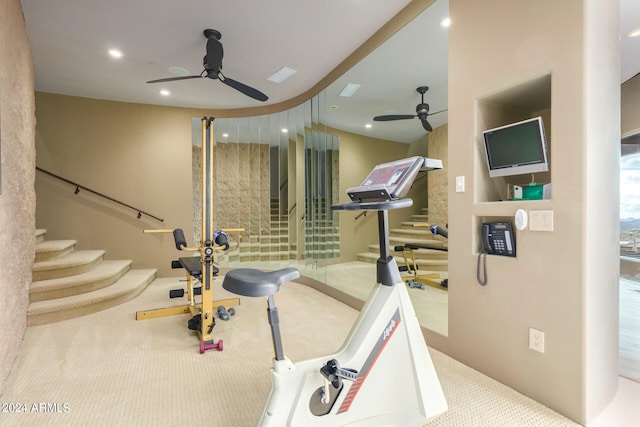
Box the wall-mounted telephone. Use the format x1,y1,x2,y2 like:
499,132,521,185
481,222,516,257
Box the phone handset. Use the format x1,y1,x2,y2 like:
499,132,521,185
481,223,492,254
477,222,517,286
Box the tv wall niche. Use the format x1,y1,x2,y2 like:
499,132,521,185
475,74,552,204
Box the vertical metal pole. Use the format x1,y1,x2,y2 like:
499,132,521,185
201,118,207,249
378,210,390,260
267,295,285,361
376,209,396,286
200,117,216,343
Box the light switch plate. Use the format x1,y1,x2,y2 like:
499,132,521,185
529,210,553,231
455,176,465,193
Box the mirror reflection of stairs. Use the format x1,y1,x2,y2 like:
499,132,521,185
357,208,448,276
29,229,156,325
217,199,340,264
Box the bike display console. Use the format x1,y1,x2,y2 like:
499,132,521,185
347,156,442,203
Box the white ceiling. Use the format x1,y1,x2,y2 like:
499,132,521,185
21,0,640,144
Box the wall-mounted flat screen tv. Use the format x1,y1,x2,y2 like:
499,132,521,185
482,116,549,178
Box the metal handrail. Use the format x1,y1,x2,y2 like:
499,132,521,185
36,167,164,222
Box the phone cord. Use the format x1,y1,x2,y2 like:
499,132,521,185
476,251,488,286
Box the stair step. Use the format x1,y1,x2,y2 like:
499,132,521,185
411,215,429,221
356,252,447,271
389,236,443,247
35,239,77,262
32,250,105,281
390,228,433,238
30,260,132,302
27,269,156,326
36,229,47,243
401,221,432,228
260,235,289,244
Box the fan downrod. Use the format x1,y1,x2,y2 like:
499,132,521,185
203,29,221,40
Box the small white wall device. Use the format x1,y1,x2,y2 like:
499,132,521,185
515,209,528,230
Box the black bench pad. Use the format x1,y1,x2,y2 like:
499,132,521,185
178,257,218,276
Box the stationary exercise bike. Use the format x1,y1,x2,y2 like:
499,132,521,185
222,156,447,426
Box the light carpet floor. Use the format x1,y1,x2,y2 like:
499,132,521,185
1,275,580,426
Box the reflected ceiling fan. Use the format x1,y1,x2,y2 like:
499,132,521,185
373,86,446,132
147,29,268,102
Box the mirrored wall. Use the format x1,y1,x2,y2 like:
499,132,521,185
191,94,340,282
190,0,449,337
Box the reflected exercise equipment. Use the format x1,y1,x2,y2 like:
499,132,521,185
395,223,449,290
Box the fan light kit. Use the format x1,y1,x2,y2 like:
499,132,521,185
373,86,447,132
147,29,268,102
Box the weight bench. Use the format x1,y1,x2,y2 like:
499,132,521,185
395,243,449,290
168,257,220,299
135,229,240,354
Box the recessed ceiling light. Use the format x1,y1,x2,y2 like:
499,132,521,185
440,17,451,28
365,123,372,129
628,28,640,38
339,83,361,97
108,49,123,58
169,66,190,76
267,67,297,84
281,128,288,134
222,133,229,138
328,105,339,110
160,89,170,96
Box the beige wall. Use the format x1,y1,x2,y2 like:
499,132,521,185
0,0,36,395
35,93,202,277
34,93,427,274
439,0,619,423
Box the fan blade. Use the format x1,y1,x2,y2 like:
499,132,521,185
147,75,203,84
420,118,433,132
219,73,268,102
373,114,416,121
427,109,448,116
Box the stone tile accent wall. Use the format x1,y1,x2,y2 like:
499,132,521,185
0,0,36,394
192,143,271,244
428,124,449,236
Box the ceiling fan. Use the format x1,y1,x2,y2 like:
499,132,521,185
373,86,446,132
147,29,268,102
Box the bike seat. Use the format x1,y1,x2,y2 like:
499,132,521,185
222,268,300,297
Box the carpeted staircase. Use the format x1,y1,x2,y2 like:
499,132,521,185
29,229,156,325
357,208,448,275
